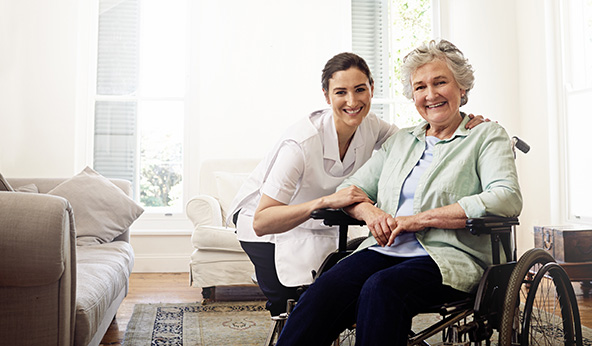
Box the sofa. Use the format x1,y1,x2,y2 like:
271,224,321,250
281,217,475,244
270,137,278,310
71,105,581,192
0,167,143,346
186,158,261,299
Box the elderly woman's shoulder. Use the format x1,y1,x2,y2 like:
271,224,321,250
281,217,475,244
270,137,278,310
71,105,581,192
471,120,508,134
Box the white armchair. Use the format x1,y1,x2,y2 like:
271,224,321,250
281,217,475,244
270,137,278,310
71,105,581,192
186,158,261,299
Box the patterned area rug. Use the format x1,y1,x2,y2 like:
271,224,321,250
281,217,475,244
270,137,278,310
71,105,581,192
122,301,269,346
123,301,592,346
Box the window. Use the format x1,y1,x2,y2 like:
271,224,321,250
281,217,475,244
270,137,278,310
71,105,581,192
561,0,592,222
351,0,435,127
94,0,187,214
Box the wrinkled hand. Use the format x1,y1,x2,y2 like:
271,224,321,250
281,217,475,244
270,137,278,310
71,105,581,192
465,113,491,129
323,185,373,210
360,206,397,247
387,214,426,246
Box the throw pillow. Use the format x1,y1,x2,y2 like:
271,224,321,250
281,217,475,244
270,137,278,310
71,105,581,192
15,183,39,193
0,172,14,191
48,166,144,245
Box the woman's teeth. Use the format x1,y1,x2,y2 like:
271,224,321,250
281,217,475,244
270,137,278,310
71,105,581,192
344,107,362,114
427,102,446,109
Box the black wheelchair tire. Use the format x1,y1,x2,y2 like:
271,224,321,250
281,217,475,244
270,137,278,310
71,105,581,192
522,262,582,346
498,248,555,345
346,236,367,251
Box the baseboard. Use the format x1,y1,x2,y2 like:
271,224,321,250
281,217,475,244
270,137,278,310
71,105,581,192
132,254,190,273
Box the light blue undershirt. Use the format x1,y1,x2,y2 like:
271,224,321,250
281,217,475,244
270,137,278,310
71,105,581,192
369,136,439,257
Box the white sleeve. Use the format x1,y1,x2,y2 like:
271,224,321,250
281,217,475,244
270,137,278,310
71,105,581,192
260,141,305,205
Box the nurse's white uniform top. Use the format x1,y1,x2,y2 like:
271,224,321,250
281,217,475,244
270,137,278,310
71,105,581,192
228,109,397,287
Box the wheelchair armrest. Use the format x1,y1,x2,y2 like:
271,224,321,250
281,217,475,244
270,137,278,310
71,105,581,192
466,216,519,235
310,208,366,226
466,216,519,264
311,209,366,252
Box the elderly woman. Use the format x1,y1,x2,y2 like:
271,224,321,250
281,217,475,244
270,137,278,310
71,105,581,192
275,39,522,346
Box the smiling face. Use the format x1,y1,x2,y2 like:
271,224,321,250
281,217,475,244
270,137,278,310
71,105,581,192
412,59,464,130
324,67,374,134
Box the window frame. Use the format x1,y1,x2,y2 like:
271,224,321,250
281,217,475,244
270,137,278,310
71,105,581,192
351,0,440,126
558,0,592,224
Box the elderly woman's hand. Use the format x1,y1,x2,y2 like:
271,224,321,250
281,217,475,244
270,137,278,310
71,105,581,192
387,215,426,246
344,202,396,247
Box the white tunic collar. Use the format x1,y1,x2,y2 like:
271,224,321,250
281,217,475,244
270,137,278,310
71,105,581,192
322,111,362,176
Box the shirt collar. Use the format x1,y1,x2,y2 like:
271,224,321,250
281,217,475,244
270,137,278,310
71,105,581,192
409,112,470,142
323,111,341,161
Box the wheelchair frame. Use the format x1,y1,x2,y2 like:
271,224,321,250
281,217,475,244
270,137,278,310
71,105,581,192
266,209,584,346
265,137,582,345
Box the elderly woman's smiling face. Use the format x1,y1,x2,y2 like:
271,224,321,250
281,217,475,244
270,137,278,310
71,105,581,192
412,58,464,131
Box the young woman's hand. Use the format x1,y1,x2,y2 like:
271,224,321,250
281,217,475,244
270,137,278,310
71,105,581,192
465,113,491,129
344,202,396,247
322,185,373,210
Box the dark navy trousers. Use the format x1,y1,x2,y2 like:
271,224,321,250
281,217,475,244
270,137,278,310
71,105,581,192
240,241,301,316
275,249,469,346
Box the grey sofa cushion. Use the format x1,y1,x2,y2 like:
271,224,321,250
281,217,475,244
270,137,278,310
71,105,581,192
75,241,134,346
48,167,144,245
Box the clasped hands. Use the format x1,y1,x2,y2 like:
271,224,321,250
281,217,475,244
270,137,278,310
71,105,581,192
334,186,426,247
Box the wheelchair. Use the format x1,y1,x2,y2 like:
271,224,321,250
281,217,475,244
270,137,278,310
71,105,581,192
264,138,583,346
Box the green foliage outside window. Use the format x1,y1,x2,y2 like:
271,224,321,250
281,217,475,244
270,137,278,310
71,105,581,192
390,0,433,127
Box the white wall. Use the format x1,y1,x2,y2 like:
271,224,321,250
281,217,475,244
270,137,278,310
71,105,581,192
0,0,568,269
192,1,351,162
439,0,561,255
0,0,79,177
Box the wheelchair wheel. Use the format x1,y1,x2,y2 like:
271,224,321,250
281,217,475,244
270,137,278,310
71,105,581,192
499,248,582,345
499,248,553,345
522,262,582,346
347,236,366,251
265,314,287,346
333,326,356,346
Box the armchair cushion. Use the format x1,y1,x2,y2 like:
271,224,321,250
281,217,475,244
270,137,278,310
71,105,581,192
48,166,144,246
192,225,246,252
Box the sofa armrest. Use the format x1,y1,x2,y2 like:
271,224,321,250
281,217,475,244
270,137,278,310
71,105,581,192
186,194,224,227
191,225,244,252
0,191,77,346
0,192,76,287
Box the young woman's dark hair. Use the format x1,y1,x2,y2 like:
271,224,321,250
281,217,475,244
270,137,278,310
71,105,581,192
321,52,374,92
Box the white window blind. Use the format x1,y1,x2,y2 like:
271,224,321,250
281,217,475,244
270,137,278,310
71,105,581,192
94,0,140,187
93,0,186,211
351,0,434,126
351,0,390,120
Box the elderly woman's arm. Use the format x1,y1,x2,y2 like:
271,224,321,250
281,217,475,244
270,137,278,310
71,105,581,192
457,125,523,218
344,201,468,247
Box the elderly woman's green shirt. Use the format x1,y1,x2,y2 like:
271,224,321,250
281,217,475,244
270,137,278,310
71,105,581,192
338,115,522,293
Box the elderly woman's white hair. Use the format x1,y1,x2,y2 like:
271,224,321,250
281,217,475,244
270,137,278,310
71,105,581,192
401,39,475,107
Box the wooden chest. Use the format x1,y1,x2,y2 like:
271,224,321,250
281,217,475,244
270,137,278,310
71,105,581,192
533,225,592,263
534,225,592,290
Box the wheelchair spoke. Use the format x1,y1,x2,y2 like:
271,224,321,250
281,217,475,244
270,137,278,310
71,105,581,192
523,262,580,346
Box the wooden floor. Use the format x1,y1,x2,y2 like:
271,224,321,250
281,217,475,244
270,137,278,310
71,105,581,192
100,273,592,346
